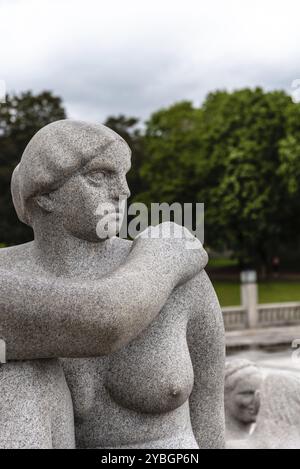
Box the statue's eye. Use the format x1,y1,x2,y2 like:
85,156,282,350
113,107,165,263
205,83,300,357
86,171,107,185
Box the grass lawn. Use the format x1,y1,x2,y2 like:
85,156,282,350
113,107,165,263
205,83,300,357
208,257,238,269
212,280,300,307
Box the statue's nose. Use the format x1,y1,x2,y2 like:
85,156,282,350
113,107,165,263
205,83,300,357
113,176,130,199
121,183,130,199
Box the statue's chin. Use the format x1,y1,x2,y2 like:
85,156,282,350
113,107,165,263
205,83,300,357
239,414,257,425
96,214,122,240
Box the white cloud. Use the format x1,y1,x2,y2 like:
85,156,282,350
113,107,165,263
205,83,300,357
0,0,299,121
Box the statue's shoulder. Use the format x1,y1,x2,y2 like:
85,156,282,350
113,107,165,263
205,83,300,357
0,241,35,273
182,268,215,304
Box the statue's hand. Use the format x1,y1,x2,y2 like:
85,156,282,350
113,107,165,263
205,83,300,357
132,222,208,286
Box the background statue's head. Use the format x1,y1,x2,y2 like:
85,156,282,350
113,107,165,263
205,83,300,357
225,359,263,427
11,120,131,242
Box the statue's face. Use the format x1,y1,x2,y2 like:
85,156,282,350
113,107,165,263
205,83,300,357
226,370,263,425
49,140,131,242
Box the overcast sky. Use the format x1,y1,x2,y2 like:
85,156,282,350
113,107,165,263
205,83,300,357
0,0,300,123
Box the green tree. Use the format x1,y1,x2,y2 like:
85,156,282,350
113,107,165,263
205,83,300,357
140,89,297,272
0,91,66,245
140,101,203,205
278,100,300,254
201,88,293,270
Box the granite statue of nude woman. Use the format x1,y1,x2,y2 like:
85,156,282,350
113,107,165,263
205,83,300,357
0,120,225,448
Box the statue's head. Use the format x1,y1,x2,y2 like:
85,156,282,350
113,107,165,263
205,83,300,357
11,120,131,242
225,359,263,426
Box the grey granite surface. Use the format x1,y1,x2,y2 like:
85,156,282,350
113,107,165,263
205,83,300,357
0,120,225,448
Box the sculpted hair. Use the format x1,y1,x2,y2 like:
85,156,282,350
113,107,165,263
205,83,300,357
11,119,128,226
225,359,258,392
257,372,300,427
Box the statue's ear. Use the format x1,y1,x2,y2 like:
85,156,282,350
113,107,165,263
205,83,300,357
35,194,55,213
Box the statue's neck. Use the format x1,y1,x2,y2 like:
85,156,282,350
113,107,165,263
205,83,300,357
32,218,114,278
225,412,252,439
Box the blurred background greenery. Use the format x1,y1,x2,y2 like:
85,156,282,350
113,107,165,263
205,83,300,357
1,87,300,305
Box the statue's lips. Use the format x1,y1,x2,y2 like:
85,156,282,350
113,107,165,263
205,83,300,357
99,211,122,219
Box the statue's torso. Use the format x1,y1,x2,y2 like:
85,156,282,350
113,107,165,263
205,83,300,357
62,281,197,448
0,239,202,449
59,238,199,448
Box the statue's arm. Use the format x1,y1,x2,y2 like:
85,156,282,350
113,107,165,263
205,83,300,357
187,271,226,449
0,259,176,360
0,229,207,360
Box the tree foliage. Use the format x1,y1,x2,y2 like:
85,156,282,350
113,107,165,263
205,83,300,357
0,91,66,245
139,89,299,270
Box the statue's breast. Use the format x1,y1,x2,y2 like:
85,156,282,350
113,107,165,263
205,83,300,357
105,312,194,414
